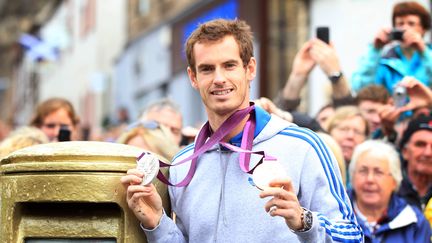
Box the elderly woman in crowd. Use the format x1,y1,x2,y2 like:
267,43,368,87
30,97,80,142
348,140,431,242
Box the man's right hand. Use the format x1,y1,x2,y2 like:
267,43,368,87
121,169,164,229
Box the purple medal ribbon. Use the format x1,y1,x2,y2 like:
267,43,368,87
155,104,275,187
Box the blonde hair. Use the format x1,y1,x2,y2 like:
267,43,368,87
117,123,180,161
0,126,49,159
325,106,369,136
317,132,346,186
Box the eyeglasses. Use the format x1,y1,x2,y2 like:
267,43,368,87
42,123,71,129
334,126,365,137
355,167,392,180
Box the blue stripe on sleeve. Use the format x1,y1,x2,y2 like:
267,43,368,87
172,143,195,162
289,127,354,220
279,127,363,242
279,129,350,219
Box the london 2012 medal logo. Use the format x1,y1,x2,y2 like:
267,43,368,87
136,152,160,185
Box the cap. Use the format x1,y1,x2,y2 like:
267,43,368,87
399,114,432,150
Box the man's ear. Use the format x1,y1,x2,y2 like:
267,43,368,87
187,67,198,90
246,57,257,82
402,146,408,160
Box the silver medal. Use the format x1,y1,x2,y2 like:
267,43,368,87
252,159,287,190
136,152,160,185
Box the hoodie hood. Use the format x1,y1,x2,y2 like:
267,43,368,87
229,105,297,147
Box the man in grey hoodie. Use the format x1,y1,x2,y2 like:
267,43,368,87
121,19,363,242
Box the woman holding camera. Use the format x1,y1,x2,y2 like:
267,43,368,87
352,1,432,94
30,97,80,142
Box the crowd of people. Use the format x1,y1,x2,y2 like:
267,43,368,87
1,1,432,242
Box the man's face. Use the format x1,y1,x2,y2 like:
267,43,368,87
403,130,432,177
358,100,385,134
187,35,256,119
144,108,183,146
316,106,335,130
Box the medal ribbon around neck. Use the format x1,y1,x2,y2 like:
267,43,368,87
146,103,275,187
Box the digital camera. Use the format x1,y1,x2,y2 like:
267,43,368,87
393,84,408,108
389,29,404,41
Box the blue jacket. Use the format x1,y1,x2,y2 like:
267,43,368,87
349,191,431,243
143,106,363,242
351,43,432,94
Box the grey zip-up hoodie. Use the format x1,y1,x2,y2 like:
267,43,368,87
143,107,363,242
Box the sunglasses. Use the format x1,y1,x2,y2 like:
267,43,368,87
126,120,160,131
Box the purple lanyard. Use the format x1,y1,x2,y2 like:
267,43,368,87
156,104,275,187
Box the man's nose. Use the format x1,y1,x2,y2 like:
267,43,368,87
214,68,226,84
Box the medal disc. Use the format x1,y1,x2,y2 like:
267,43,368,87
252,160,287,190
136,152,160,185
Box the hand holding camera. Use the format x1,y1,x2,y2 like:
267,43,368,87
397,77,432,112
373,27,392,49
393,84,408,108
402,28,426,52
374,27,425,51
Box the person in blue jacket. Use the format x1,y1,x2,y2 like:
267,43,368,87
121,19,363,242
348,140,431,243
351,1,432,94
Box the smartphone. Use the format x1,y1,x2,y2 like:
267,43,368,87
389,29,404,41
58,125,71,142
316,27,330,44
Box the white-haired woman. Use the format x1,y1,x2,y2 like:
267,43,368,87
348,140,431,242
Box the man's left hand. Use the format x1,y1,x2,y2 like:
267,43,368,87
259,178,304,231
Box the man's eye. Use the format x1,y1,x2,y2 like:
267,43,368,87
225,63,236,69
414,141,427,148
200,66,213,72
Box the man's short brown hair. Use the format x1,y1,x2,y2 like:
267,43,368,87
356,85,390,105
185,19,254,74
392,1,431,30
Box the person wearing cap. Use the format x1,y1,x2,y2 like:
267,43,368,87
121,19,362,242
351,1,432,94
398,113,432,211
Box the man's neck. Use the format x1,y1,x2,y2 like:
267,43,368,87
408,169,432,197
208,111,250,142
